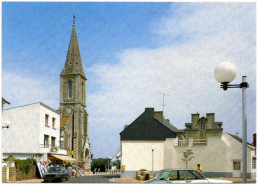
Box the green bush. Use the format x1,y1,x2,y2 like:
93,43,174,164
15,157,36,174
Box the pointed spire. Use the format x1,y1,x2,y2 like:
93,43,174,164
60,16,86,79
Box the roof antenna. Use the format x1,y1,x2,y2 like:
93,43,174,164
73,15,76,25
160,92,169,114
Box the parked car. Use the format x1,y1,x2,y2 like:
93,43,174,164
145,169,233,184
43,166,69,182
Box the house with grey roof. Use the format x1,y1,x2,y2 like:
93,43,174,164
119,108,256,179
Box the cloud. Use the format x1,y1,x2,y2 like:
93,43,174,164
87,3,256,157
2,70,59,109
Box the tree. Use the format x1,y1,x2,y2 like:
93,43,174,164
182,150,194,168
91,158,109,172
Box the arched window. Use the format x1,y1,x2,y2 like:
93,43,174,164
68,81,72,99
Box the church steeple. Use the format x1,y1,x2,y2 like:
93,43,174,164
60,16,86,79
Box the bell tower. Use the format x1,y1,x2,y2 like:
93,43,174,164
59,16,90,170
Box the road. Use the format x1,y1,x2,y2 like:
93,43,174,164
64,174,120,183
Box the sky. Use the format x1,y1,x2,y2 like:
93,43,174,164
2,2,256,158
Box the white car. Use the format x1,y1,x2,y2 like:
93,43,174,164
145,169,233,184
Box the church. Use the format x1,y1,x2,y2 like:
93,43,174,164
59,17,91,170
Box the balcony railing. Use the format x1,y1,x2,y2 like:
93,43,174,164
174,140,189,147
174,138,208,147
192,139,207,145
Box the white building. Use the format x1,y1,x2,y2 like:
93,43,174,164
120,108,256,178
2,102,67,162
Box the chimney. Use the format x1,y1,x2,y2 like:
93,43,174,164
191,113,199,124
145,108,154,117
154,111,163,123
252,133,256,147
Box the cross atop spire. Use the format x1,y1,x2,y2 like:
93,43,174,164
73,15,75,25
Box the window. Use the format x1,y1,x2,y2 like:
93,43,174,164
44,135,49,147
68,81,72,98
252,157,256,169
51,137,56,147
168,170,185,180
201,122,206,130
185,170,205,180
45,114,49,126
52,118,56,129
186,125,192,129
233,161,241,170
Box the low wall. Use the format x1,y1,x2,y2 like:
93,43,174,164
16,165,36,181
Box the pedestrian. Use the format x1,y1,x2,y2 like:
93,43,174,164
67,164,73,178
197,164,203,173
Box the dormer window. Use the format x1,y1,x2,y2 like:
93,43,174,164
201,122,206,130
68,81,72,99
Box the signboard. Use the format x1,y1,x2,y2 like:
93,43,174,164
68,150,74,155
122,165,126,171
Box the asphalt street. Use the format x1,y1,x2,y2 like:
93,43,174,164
64,174,120,183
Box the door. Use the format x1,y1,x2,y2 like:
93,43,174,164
166,170,186,184
232,161,242,177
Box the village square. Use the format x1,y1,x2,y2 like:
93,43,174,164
1,2,257,184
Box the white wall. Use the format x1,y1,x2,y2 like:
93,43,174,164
165,133,254,174
121,140,164,171
3,103,41,154
2,103,63,157
121,133,255,177
39,105,60,150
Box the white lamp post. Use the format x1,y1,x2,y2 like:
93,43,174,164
2,120,11,129
151,145,155,172
60,137,64,148
214,61,249,183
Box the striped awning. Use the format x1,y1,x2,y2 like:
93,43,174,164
50,154,77,162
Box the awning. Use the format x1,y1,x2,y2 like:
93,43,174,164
50,154,77,162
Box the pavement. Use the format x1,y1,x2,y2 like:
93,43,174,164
15,175,256,183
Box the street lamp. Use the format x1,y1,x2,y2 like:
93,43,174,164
151,145,155,172
214,61,249,183
59,136,64,148
107,157,112,173
2,120,11,129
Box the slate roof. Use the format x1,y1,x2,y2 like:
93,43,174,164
163,118,182,133
227,133,255,149
120,108,179,140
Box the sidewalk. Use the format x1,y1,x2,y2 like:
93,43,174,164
110,177,144,183
16,179,44,183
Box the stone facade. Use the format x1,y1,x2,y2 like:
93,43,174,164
184,112,223,139
59,19,90,169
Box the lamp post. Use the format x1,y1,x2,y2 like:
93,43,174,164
2,120,11,129
151,146,155,172
59,137,64,149
214,61,249,183
107,157,112,173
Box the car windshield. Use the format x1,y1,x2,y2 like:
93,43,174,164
48,167,62,172
153,170,170,180
153,170,165,179
185,170,205,180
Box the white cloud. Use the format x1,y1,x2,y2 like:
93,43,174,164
87,3,256,157
2,70,59,110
